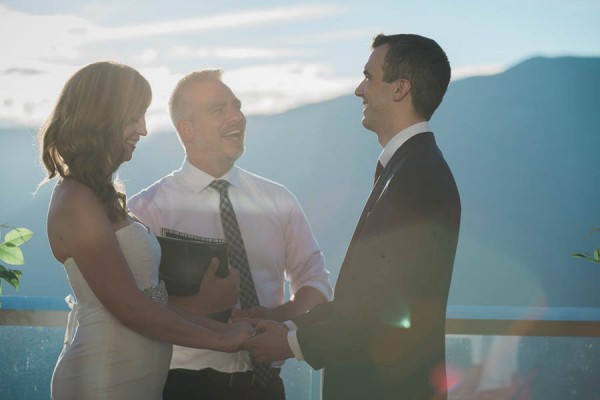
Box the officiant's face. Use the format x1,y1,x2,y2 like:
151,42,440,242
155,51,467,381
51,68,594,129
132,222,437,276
183,79,246,173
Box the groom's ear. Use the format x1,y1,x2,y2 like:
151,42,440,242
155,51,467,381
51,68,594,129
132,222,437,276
392,78,411,102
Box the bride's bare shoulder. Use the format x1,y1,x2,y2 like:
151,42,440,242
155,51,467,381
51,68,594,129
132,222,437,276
51,178,98,207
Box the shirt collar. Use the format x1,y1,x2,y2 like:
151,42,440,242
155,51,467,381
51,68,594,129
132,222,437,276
378,121,430,168
179,160,241,192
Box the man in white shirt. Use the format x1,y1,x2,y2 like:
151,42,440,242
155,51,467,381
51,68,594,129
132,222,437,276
245,33,461,400
128,69,332,400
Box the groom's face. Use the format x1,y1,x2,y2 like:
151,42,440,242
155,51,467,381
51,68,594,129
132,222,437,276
354,45,396,136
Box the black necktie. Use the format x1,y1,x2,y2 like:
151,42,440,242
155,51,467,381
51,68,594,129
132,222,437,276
209,179,272,386
374,161,384,184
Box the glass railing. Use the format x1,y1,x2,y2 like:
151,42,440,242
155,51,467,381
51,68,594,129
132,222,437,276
2,296,600,400
445,306,600,400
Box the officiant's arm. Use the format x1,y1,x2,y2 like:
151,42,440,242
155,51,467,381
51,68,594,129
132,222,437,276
232,194,332,322
169,259,240,316
231,286,326,322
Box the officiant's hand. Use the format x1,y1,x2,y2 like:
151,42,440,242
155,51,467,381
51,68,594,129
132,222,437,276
197,258,240,313
170,258,239,315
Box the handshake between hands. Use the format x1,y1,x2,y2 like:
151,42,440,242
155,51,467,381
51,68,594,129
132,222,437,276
226,307,295,363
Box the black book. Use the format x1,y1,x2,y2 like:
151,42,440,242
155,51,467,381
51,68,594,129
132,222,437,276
157,228,229,296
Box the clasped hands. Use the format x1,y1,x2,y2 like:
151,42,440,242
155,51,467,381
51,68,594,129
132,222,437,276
230,311,295,363
177,257,295,362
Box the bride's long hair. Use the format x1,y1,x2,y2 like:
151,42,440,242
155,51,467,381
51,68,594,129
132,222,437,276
39,61,151,223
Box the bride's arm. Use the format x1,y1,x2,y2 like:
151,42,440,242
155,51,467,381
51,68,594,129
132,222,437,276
168,302,241,334
50,182,252,352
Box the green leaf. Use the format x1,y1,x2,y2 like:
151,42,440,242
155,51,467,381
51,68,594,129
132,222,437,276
0,265,22,290
571,252,589,259
594,249,600,262
0,244,25,265
4,228,33,246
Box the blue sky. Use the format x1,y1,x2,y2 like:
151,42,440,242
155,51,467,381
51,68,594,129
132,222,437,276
1,0,599,130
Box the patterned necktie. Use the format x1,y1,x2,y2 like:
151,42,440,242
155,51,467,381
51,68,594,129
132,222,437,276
374,161,384,184
209,179,272,386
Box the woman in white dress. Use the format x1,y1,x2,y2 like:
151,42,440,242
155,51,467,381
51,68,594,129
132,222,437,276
39,61,251,400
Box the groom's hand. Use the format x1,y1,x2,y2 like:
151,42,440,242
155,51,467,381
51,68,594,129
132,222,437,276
243,320,294,363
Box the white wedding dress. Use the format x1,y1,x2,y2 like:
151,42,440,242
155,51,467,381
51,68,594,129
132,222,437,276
51,222,172,400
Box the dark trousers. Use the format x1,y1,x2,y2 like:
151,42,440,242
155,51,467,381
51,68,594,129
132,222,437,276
163,368,285,400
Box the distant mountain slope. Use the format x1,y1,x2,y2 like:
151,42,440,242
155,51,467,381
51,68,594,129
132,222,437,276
2,56,599,307
434,56,600,306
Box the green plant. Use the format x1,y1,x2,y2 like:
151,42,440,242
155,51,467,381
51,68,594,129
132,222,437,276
0,224,33,298
572,228,600,263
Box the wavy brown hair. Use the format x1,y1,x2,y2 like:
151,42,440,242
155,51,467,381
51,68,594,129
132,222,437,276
39,61,151,223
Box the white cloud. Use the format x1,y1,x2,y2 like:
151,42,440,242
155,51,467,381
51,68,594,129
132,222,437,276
0,62,79,127
97,5,344,40
224,62,358,115
213,47,304,60
452,64,506,81
273,27,377,45
0,4,348,127
167,46,304,60
0,5,95,66
133,48,159,65
0,4,342,68
170,46,210,58
0,4,509,130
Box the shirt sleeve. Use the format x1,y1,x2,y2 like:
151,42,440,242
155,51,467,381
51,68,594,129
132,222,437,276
128,190,162,236
281,190,333,301
287,329,305,361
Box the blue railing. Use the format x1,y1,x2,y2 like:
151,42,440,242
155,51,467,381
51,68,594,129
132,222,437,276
2,296,600,399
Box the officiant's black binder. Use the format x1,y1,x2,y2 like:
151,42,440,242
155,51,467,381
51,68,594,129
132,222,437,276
157,228,229,296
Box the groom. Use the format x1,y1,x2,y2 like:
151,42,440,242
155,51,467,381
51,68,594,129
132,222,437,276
244,33,461,400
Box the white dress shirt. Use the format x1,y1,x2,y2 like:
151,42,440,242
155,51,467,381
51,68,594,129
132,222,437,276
286,121,430,360
128,160,333,372
378,121,429,168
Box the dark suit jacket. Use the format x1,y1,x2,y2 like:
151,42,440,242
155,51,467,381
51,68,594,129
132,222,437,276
294,132,460,400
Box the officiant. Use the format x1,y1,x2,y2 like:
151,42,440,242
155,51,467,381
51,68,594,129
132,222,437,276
128,69,332,400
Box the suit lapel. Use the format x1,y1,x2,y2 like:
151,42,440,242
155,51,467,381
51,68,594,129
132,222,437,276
364,132,434,216
335,132,435,294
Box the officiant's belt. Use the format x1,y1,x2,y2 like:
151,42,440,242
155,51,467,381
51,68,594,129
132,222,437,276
199,367,281,387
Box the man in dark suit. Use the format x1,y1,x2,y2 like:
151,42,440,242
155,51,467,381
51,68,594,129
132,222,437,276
244,33,460,400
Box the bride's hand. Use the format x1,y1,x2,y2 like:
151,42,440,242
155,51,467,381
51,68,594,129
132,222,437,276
218,321,254,353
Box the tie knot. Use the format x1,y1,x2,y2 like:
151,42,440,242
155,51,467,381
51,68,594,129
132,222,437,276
209,179,230,195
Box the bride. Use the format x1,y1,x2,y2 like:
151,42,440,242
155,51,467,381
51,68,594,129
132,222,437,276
39,61,252,399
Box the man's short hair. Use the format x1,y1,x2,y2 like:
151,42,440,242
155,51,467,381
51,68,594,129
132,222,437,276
372,34,451,120
169,69,223,128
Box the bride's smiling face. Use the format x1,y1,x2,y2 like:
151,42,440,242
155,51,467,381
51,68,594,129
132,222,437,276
121,113,147,162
